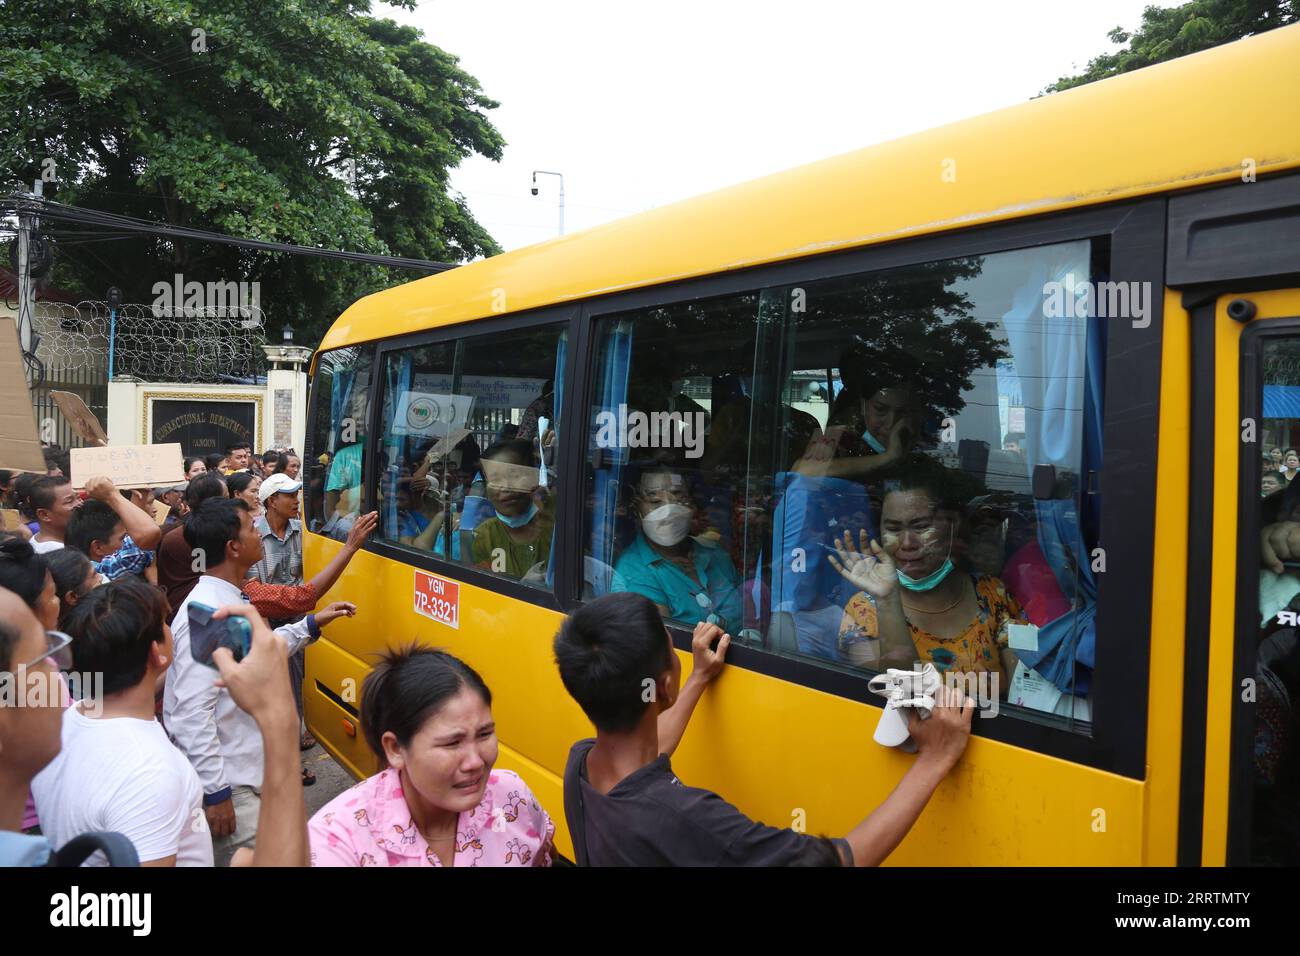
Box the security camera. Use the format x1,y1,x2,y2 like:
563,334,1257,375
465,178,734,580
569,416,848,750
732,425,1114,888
530,185,539,196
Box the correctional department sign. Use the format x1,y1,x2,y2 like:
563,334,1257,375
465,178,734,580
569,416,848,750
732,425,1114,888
147,396,260,458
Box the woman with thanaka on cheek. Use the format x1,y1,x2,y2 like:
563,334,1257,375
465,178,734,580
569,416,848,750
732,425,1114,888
828,475,1025,690
470,439,554,582
308,646,554,867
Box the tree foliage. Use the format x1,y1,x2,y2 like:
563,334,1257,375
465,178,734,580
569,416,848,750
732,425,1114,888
1044,0,1298,93
1,0,504,346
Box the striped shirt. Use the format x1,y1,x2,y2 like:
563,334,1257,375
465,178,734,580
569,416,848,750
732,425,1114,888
249,516,303,588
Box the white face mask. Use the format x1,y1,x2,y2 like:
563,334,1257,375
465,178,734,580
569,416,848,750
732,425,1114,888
642,503,693,547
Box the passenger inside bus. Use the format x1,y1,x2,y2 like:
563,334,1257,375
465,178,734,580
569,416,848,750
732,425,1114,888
471,439,554,583
610,463,743,633
322,432,366,542
769,365,928,661
829,473,1023,691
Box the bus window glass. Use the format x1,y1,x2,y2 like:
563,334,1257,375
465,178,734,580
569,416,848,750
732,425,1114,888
582,293,761,634
1252,334,1300,865
376,322,566,590
375,342,458,555
582,239,1102,731
309,345,374,540
761,240,1099,728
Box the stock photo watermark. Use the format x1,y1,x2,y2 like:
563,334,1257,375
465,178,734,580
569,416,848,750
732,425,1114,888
594,404,706,459
0,668,104,716
1042,273,1151,328
151,273,261,320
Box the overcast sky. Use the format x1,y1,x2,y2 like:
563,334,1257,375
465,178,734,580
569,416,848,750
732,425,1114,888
389,0,1156,253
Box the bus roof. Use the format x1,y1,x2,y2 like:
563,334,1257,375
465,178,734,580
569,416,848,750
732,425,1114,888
321,23,1300,351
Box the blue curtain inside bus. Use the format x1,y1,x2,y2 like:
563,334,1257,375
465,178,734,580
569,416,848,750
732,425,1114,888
328,364,356,456
545,330,567,589
999,241,1099,696
587,320,635,595
381,352,413,538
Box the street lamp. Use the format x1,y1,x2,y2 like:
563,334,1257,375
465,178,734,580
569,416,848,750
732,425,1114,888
106,286,121,379
531,170,565,236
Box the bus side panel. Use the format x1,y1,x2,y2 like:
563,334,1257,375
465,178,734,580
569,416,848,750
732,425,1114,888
303,636,379,781
307,535,1145,864
666,664,1143,866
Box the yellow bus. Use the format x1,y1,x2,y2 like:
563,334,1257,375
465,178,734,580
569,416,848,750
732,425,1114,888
302,24,1300,866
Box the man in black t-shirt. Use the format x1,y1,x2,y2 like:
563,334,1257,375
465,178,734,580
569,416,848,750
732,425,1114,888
553,592,974,866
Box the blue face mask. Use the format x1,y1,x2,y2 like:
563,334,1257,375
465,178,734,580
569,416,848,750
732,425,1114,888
495,503,538,529
898,559,955,591
862,429,887,454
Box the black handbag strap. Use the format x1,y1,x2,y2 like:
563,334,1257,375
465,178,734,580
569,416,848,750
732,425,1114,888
49,832,140,868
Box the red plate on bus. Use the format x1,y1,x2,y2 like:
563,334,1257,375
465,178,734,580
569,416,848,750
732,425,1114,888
414,570,460,629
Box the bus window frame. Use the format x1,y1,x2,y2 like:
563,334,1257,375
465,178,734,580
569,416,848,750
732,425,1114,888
305,342,378,531
348,305,584,612
564,198,1166,779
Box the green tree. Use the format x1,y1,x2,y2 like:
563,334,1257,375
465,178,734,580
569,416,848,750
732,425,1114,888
1,0,504,347
1044,0,1298,93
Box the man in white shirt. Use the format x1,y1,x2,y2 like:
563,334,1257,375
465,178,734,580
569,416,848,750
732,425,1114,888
32,576,213,866
26,476,83,554
164,497,353,862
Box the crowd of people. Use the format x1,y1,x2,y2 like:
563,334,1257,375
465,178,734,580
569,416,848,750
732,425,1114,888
0,441,375,866
0,433,979,867
1262,446,1300,497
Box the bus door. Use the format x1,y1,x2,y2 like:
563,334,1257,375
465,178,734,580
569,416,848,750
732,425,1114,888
1166,173,1300,866
1231,288,1300,866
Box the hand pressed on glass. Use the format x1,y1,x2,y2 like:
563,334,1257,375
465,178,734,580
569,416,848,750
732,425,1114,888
827,529,897,601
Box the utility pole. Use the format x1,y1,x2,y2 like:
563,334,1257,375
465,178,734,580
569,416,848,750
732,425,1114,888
15,180,41,387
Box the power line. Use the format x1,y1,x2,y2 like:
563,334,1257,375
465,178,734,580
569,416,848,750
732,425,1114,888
1,195,455,272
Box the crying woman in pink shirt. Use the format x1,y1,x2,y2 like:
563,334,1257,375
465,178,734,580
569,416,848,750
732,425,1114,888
309,646,553,867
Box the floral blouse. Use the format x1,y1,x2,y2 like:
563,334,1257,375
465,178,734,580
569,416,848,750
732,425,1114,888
309,767,554,867
838,573,1026,680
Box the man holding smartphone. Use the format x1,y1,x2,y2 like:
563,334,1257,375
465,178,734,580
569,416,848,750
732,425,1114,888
165,498,355,864
10,578,311,868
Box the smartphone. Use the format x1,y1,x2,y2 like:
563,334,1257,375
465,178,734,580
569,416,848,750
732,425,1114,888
188,602,252,668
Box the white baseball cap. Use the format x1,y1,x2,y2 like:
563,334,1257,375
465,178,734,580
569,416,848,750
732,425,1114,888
258,473,303,503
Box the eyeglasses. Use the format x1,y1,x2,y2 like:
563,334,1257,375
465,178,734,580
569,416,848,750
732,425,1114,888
17,630,73,672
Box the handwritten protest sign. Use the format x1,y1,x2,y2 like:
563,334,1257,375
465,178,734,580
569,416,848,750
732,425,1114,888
50,391,108,446
151,499,171,526
0,317,47,473
70,443,184,490
423,427,472,463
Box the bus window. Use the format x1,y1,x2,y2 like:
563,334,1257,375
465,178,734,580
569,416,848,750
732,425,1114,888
581,240,1104,729
375,323,566,590
1251,334,1300,865
761,239,1100,728
374,341,459,555
309,345,375,541
582,294,761,633
463,324,564,588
